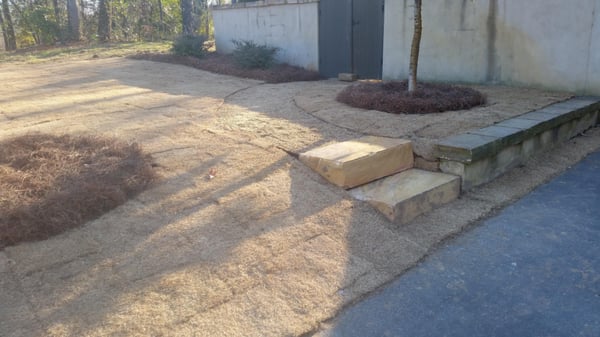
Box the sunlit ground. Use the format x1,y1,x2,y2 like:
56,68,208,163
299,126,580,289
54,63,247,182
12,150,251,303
0,41,171,64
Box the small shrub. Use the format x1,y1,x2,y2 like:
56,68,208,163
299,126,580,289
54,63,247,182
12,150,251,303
231,39,279,69
171,34,207,58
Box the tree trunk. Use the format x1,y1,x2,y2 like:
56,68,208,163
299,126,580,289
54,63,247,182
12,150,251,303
1,0,16,51
157,0,164,38
181,0,194,35
67,0,81,41
51,0,62,42
408,0,422,93
204,1,209,37
192,0,200,33
98,0,111,42
0,5,8,50
140,0,151,40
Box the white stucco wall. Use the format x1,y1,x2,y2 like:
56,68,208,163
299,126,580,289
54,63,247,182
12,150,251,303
212,1,319,70
383,0,600,95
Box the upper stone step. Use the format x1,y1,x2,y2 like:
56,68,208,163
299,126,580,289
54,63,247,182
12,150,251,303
349,169,461,223
299,136,414,189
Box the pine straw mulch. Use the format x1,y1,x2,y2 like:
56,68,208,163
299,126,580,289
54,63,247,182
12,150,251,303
128,52,322,83
337,80,487,114
0,134,158,249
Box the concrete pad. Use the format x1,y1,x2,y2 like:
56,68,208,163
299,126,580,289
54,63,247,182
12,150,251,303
350,169,460,223
299,136,413,189
338,73,357,82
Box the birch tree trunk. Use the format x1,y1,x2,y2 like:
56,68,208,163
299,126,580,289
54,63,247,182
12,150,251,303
408,0,422,93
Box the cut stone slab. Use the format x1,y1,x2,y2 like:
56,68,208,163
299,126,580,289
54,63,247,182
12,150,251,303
436,96,600,191
436,96,600,164
435,133,498,163
338,73,358,82
350,169,460,223
300,136,414,189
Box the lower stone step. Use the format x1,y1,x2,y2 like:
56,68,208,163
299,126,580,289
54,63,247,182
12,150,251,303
349,169,461,223
299,136,414,189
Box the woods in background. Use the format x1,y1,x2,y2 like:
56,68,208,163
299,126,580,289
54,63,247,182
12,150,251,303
0,0,214,50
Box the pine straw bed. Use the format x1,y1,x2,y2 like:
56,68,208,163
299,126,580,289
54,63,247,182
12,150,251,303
0,134,158,249
337,80,487,114
128,52,322,83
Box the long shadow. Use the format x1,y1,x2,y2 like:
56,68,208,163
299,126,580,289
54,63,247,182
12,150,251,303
8,142,357,335
0,57,409,336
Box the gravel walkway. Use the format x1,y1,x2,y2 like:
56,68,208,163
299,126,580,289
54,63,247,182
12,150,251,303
0,58,598,337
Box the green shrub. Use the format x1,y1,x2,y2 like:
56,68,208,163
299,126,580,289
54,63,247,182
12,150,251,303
231,39,279,69
171,35,207,58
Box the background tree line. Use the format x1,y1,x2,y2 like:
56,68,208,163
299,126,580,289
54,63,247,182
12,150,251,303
0,0,216,50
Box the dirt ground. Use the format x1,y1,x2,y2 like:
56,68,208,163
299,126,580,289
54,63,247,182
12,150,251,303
1,57,599,337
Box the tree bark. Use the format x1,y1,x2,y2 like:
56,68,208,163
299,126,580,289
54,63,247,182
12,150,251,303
408,0,422,93
203,0,209,37
51,0,63,42
181,0,194,35
98,0,110,42
1,0,16,50
0,5,8,50
66,0,81,41
157,0,164,37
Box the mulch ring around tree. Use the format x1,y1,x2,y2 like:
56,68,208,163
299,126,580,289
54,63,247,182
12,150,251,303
0,133,158,249
129,52,322,83
337,80,487,114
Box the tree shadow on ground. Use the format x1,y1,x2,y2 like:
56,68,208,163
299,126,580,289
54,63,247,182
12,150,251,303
0,57,534,336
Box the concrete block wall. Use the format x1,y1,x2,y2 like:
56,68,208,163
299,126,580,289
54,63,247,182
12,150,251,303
383,0,600,95
212,0,319,71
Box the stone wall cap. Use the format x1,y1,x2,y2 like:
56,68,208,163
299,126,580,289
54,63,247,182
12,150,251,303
212,0,318,10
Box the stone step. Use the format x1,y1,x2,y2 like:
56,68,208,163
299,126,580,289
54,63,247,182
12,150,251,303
349,169,461,223
299,136,414,189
